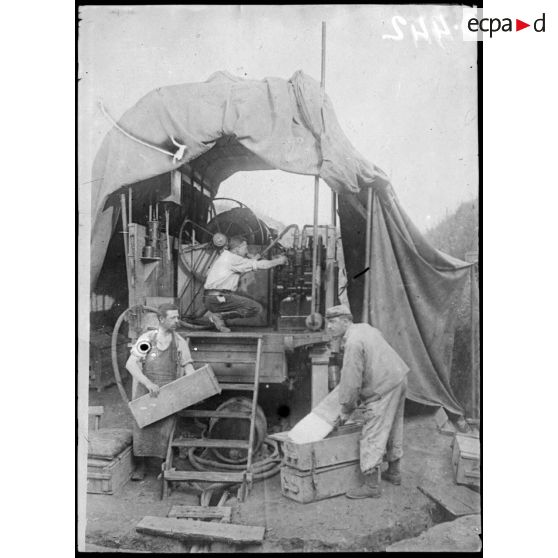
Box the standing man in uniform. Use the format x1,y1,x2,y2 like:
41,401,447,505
126,303,196,480
203,236,287,332
325,305,409,499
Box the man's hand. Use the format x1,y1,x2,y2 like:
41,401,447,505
337,411,351,426
184,363,196,377
276,255,288,266
145,381,160,397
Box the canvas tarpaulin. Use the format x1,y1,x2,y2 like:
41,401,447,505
89,70,472,415
339,186,471,416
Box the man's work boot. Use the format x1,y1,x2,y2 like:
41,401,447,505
346,467,381,499
382,458,402,485
208,312,231,333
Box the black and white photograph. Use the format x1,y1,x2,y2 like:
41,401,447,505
77,4,481,552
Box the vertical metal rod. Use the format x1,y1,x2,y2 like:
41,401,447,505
120,193,129,261
331,190,337,227
311,21,327,316
166,208,171,261
245,337,263,497
128,187,132,223
321,21,326,86
311,178,320,314
470,264,477,419
361,187,373,323
149,204,153,222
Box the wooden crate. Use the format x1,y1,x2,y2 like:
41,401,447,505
189,335,287,384
282,423,361,470
281,460,363,503
128,364,221,428
87,446,134,495
452,434,480,487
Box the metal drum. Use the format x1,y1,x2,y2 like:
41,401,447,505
208,396,267,463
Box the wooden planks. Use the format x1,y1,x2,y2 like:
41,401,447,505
164,470,245,483
128,364,221,428
136,516,265,544
188,333,287,383
418,480,481,517
168,505,232,523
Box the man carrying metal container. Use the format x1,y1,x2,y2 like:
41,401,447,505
325,305,409,499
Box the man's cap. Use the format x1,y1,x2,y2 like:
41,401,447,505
325,304,353,319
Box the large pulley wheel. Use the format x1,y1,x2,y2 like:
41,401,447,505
205,207,271,246
207,397,267,463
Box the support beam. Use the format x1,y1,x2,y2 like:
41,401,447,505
310,346,330,407
362,186,373,324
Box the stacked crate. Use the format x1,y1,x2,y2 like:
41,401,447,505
279,424,363,503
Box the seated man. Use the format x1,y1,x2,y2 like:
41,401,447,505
325,304,410,499
203,236,287,332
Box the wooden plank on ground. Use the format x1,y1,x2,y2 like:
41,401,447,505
168,505,232,523
418,480,481,517
136,516,264,544
128,365,221,428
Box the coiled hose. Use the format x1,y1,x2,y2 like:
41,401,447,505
111,304,159,406
187,438,282,481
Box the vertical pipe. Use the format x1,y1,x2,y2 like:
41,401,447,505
470,264,477,419
321,21,326,87
311,21,327,316
128,187,132,223
361,187,373,323
120,193,129,261
311,178,320,314
166,208,171,261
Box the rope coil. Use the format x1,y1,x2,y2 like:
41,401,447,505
99,100,188,163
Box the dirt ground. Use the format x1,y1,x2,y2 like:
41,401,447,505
84,384,479,552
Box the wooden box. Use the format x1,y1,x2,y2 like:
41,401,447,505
282,423,362,470
128,364,221,428
452,434,480,487
87,446,134,495
189,334,287,384
281,460,363,503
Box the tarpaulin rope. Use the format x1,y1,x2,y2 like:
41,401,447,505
98,100,187,163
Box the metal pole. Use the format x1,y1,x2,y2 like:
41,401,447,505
120,193,129,261
311,178,320,314
470,264,477,419
361,187,373,323
311,22,327,315
321,21,326,86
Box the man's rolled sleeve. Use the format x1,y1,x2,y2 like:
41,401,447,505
230,255,258,274
177,336,194,368
338,339,364,414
